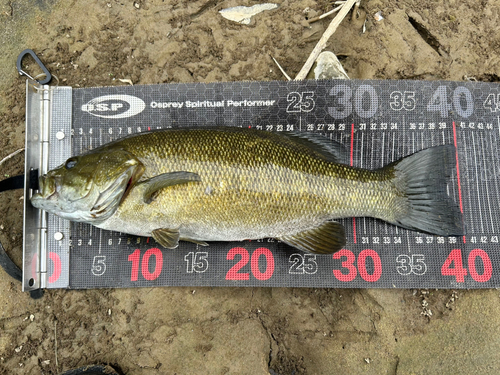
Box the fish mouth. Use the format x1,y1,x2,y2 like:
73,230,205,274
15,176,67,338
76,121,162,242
30,175,59,211
34,175,57,199
33,175,92,202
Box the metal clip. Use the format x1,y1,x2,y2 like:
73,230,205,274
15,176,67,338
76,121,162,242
16,49,52,85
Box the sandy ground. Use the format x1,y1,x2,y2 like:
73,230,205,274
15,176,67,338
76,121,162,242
1,0,500,374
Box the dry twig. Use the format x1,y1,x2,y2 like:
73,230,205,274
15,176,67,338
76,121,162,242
308,3,344,23
0,148,24,169
270,55,292,81
295,0,357,80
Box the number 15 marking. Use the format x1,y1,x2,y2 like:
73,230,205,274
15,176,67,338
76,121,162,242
184,252,209,273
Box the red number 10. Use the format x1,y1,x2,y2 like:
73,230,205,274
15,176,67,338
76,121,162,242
128,248,163,281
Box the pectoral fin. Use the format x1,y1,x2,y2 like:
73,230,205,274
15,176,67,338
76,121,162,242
140,171,201,203
277,221,346,254
152,228,180,249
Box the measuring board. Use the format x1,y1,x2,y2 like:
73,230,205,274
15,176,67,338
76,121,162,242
22,78,500,291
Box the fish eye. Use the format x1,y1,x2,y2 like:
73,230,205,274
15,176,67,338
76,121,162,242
65,158,78,169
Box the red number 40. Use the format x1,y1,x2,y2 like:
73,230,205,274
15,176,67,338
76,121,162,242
441,249,492,283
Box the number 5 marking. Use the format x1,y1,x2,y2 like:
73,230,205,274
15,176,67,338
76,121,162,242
91,255,106,276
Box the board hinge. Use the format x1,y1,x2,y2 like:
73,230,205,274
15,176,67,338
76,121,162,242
22,81,52,290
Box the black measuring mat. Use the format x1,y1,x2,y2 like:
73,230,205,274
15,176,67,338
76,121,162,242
30,79,500,289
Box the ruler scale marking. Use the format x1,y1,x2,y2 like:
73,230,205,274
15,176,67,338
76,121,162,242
350,123,357,244
481,136,495,233
471,132,484,233
488,131,500,228
461,131,475,233
382,131,389,235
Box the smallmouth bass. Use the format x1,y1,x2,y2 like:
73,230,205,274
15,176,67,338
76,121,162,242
31,127,464,254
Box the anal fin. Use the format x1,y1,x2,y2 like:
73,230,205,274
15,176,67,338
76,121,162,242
277,222,346,254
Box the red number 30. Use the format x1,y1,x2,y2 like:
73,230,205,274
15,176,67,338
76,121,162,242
333,249,382,282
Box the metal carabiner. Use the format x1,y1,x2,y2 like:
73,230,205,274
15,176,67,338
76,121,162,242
16,49,52,85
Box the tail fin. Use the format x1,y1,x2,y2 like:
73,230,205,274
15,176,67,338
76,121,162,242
388,145,464,236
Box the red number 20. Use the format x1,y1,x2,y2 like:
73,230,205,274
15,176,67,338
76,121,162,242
226,247,275,281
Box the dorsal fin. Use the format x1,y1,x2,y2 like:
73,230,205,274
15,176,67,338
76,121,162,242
282,132,349,164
